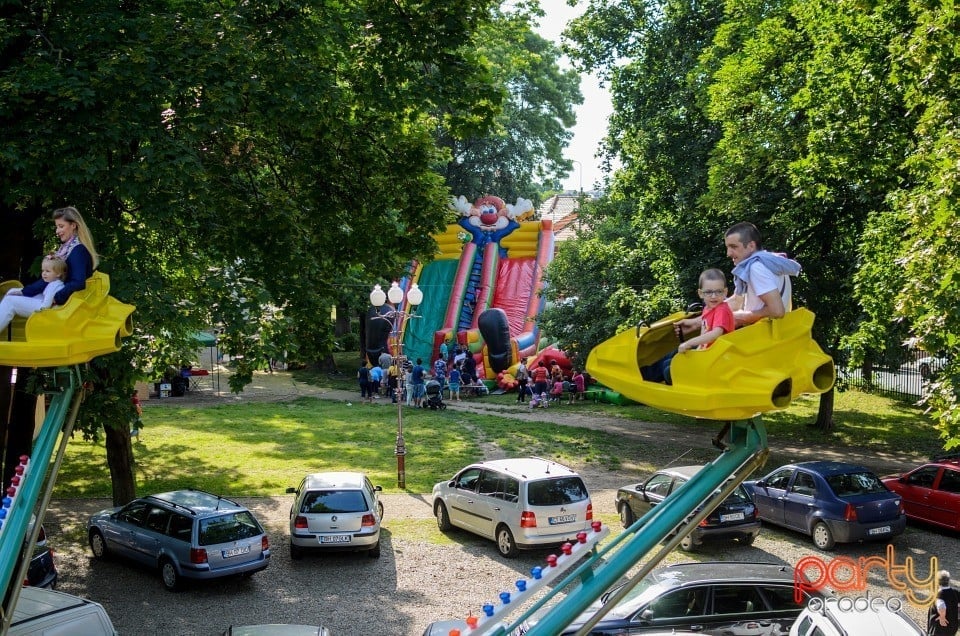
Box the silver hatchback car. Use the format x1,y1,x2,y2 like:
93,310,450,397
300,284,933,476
286,472,384,559
87,489,270,591
432,457,593,558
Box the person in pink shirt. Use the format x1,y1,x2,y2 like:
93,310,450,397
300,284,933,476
570,369,585,404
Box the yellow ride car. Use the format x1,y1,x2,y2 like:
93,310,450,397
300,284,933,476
0,272,134,367
586,308,834,420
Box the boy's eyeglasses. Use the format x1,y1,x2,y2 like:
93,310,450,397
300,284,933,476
700,289,726,296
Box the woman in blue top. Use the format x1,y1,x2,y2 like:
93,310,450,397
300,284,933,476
18,206,99,307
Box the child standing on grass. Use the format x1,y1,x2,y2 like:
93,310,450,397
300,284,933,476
550,378,565,403
448,364,461,401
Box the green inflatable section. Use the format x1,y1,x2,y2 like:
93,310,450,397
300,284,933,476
403,260,459,366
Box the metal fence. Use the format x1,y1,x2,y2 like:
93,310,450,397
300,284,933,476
840,348,942,402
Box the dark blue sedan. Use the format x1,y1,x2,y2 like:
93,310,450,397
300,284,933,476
745,461,905,550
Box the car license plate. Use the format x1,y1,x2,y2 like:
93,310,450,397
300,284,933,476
320,535,352,544
548,514,576,525
720,512,745,522
222,545,251,558
869,525,891,536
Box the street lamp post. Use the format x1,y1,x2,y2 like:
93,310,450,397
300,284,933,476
370,281,424,489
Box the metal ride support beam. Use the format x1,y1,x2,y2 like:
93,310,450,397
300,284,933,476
0,367,83,633
498,417,769,636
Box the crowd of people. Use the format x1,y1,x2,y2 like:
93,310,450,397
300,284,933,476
357,346,593,410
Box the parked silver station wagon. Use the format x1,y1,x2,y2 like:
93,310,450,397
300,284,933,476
286,471,384,559
432,457,593,557
87,489,270,591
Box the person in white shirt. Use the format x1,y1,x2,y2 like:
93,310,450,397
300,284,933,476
724,221,800,327
0,255,67,331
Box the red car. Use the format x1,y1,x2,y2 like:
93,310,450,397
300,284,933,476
882,460,960,531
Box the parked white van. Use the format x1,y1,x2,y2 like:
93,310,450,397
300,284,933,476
9,586,116,635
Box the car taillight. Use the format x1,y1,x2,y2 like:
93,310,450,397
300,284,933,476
190,548,208,564
294,515,308,529
37,526,46,544
586,502,593,521
752,507,759,519
262,535,269,551
699,518,709,527
844,503,857,522
521,511,537,528
361,514,376,527
898,499,904,514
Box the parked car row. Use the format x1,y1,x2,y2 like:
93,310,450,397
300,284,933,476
37,455,940,635
86,472,385,592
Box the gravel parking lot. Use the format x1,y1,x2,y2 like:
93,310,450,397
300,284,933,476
38,375,959,635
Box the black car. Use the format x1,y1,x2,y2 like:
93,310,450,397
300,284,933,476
516,561,816,635
26,545,58,589
616,465,761,550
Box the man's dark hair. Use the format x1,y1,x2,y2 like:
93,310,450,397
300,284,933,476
726,222,762,249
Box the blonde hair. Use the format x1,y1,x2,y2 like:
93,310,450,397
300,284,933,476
42,255,68,281
53,206,100,269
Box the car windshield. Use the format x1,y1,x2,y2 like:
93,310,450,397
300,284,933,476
198,511,263,546
527,477,588,506
301,490,368,514
826,471,887,497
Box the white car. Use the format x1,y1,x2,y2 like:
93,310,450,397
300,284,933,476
903,354,948,379
432,456,592,558
286,472,383,559
790,600,923,635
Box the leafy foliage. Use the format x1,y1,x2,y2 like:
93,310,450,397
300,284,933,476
555,0,958,442
438,5,583,202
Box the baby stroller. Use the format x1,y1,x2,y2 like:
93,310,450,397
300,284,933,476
425,380,447,410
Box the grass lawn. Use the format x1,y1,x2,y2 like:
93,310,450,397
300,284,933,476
52,364,945,499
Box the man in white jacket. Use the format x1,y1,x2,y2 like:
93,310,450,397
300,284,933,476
724,222,801,327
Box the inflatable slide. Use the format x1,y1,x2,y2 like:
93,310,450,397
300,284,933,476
367,196,554,379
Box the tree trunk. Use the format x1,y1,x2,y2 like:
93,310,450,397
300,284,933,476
334,304,351,337
104,424,137,506
861,359,874,388
815,386,835,432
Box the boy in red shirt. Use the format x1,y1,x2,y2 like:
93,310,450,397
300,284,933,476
641,268,735,385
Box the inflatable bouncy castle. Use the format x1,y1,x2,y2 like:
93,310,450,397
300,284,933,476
366,195,555,381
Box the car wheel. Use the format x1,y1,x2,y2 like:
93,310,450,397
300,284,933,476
435,501,452,531
368,539,382,559
920,363,931,379
679,533,696,552
290,541,303,560
740,533,756,546
812,521,836,550
88,529,109,560
496,524,519,558
160,558,181,592
618,502,635,529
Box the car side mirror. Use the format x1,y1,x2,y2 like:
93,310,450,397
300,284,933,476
755,480,766,488
374,485,383,492
285,487,297,494
640,609,654,622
